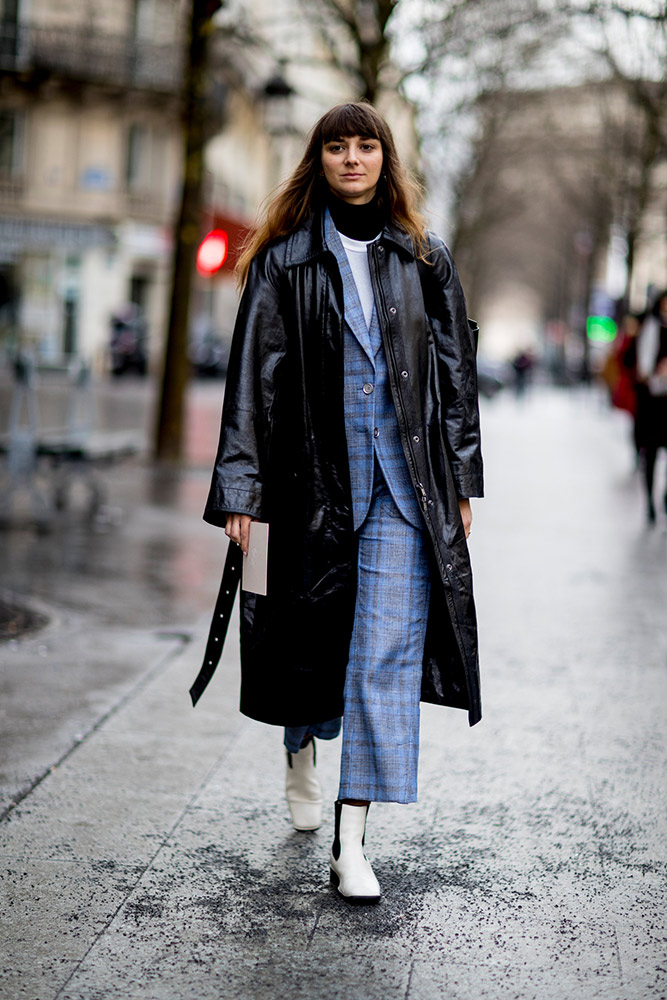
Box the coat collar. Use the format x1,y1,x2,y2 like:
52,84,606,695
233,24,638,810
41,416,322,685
284,208,416,268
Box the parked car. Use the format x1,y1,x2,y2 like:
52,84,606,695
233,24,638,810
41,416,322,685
109,305,148,376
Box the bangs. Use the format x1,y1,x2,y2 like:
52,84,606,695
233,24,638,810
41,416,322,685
319,103,383,144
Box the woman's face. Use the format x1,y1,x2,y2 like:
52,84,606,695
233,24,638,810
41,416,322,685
321,134,383,205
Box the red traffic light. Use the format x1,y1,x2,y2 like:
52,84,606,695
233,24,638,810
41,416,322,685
197,229,228,275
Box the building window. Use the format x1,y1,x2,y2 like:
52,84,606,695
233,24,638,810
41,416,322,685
0,110,23,178
0,0,19,20
125,122,166,198
132,0,158,41
126,123,149,191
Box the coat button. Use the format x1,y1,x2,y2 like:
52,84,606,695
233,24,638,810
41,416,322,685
389,306,397,315
446,563,453,572
378,245,384,253
401,370,409,379
413,434,420,443
373,427,380,438
363,382,374,394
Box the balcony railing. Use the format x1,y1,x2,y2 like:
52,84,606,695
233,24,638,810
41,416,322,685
0,21,183,94
0,177,24,204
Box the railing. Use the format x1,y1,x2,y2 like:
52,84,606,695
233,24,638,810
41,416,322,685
127,190,173,221
0,177,24,204
0,21,183,94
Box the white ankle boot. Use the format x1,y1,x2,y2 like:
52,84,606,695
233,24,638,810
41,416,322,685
285,738,323,831
329,801,381,903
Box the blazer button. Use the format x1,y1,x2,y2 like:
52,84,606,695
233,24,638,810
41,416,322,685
389,307,397,315
363,382,374,394
401,370,409,379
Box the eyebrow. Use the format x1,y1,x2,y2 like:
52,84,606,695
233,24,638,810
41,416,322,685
325,135,378,143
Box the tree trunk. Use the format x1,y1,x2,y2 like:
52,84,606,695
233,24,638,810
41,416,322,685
622,112,661,312
154,0,218,462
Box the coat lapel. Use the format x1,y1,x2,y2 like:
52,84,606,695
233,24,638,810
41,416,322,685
324,210,375,367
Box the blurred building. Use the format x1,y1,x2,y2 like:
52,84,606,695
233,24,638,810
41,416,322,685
0,0,187,368
0,0,418,372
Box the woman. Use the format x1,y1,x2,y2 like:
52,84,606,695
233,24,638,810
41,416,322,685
600,313,641,460
636,292,667,523
191,102,484,904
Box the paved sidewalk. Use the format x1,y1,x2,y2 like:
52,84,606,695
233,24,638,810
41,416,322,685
1,387,666,1000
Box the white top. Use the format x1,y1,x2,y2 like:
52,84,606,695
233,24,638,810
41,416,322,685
339,231,380,329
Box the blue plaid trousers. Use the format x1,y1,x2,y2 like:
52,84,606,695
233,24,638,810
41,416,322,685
285,463,431,803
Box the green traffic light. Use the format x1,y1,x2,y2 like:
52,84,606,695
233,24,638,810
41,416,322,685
586,316,617,343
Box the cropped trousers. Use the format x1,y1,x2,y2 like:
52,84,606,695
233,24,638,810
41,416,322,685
285,463,432,804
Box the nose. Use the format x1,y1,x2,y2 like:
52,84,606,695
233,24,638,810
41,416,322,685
345,146,360,164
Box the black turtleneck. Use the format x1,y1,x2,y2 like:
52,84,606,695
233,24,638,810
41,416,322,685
327,192,385,242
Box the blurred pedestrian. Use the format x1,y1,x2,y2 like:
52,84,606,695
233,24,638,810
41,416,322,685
636,291,667,523
192,102,483,903
511,348,535,398
600,313,642,458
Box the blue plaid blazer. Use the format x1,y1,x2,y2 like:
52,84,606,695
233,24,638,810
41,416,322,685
325,210,422,530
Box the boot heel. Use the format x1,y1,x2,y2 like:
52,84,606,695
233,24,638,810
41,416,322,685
329,868,340,887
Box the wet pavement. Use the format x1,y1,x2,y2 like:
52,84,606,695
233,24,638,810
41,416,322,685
1,378,666,1000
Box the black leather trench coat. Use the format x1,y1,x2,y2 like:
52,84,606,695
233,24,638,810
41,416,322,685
203,211,484,727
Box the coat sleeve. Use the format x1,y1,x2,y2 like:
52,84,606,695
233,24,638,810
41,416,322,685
425,235,484,499
203,247,287,527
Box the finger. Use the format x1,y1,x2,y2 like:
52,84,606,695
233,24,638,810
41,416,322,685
226,514,241,547
231,516,242,550
240,516,251,556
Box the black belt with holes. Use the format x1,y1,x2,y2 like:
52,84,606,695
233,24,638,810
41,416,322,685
189,543,243,706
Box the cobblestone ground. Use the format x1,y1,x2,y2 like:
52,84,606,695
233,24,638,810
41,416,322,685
1,383,666,1000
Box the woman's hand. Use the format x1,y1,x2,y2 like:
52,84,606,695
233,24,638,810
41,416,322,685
225,513,255,556
458,498,472,540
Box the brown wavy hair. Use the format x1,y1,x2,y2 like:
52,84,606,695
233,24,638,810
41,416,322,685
236,101,428,286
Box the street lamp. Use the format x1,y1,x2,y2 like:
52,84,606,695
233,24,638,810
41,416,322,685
261,62,295,137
